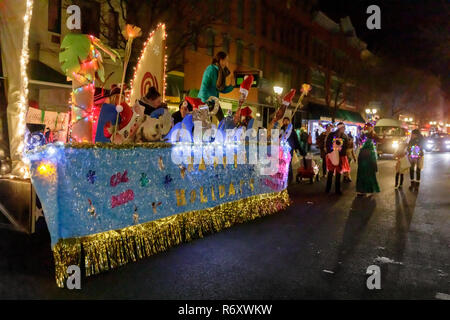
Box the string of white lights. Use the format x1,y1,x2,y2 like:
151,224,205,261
128,23,167,103
16,0,34,178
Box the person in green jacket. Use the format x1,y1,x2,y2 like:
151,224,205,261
198,51,234,102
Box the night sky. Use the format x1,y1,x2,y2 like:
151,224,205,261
318,0,450,96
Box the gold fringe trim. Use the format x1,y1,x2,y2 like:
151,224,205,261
53,190,289,288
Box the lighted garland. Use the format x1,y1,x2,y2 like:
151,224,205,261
16,0,34,178
127,23,167,103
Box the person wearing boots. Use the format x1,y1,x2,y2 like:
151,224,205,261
325,122,349,195
407,129,425,189
316,124,332,178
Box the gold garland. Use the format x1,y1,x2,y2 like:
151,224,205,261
53,189,290,288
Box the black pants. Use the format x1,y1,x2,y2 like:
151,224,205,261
326,171,341,193
321,155,327,176
288,150,294,184
395,173,404,186
410,166,421,181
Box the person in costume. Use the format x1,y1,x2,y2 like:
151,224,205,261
218,74,254,132
198,51,234,103
238,106,254,129
298,128,308,156
281,117,301,184
172,98,193,125
343,132,357,183
136,86,166,116
325,122,349,194
316,124,332,177
394,141,410,189
407,129,425,189
361,122,379,145
356,139,380,196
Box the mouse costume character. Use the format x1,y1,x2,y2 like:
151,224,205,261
325,122,349,194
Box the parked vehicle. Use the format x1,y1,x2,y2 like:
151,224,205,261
374,118,408,156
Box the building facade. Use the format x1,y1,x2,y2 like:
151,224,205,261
182,0,367,132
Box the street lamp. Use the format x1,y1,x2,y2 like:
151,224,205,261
273,86,284,95
365,108,378,121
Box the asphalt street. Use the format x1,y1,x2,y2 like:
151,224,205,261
0,153,449,299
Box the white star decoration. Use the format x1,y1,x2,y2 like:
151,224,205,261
152,45,160,56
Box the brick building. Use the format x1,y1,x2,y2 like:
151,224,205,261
180,0,367,135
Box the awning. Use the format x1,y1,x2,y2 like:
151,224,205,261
306,103,365,124
29,60,71,87
336,109,365,123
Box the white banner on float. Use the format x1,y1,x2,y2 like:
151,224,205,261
128,24,166,105
26,107,69,142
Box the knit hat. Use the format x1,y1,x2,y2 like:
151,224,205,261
240,106,252,118
185,96,203,110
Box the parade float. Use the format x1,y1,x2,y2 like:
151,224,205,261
20,21,316,287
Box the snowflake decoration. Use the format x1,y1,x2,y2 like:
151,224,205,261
140,172,149,187
86,170,96,184
152,44,160,56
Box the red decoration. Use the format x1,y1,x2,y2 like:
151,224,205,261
110,170,129,187
111,189,135,208
282,89,296,106
185,97,203,110
239,75,254,96
141,72,159,97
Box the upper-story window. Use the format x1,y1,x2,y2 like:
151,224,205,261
261,13,267,37
222,34,230,53
48,0,62,33
259,47,266,74
236,40,244,65
237,1,244,29
248,45,255,67
250,0,257,34
189,22,198,51
80,1,101,37
271,23,277,42
223,1,231,23
206,29,215,56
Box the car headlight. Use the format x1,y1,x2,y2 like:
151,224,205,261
445,140,450,145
